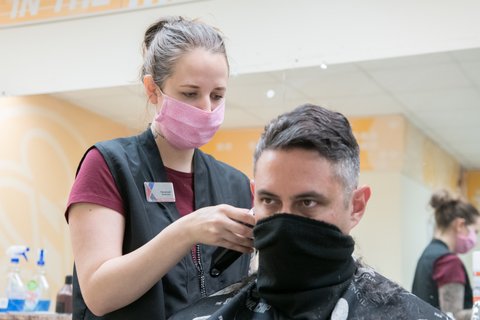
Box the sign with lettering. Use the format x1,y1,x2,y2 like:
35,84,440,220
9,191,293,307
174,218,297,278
0,0,199,27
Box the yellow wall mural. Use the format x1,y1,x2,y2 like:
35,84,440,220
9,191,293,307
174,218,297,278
466,171,480,208
201,128,263,179
421,138,461,192
0,95,132,304
403,121,461,193
350,115,405,172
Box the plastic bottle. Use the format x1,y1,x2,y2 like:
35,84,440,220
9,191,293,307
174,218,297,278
25,249,50,312
0,269,7,313
0,281,7,313
472,300,480,320
5,246,29,312
0,299,6,313
55,275,72,314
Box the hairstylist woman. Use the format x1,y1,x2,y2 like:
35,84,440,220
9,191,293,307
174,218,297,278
66,16,255,319
412,190,480,320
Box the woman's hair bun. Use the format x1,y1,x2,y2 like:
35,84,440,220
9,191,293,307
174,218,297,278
429,189,453,210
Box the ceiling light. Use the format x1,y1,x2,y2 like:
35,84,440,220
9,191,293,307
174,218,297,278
266,89,275,98
320,63,328,70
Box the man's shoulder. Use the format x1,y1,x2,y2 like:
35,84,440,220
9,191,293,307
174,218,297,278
347,264,450,319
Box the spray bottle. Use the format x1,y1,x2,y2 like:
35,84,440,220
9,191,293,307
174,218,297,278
5,245,29,312
25,249,50,312
0,280,6,313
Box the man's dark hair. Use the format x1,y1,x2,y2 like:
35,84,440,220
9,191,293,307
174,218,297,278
254,104,360,199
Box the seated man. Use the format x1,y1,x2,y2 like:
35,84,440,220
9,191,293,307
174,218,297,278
170,104,449,319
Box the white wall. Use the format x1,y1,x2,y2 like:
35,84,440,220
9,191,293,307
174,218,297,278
400,175,433,290
352,171,435,289
2,0,480,96
352,172,403,284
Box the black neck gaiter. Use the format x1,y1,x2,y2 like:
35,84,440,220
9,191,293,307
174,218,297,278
253,214,357,319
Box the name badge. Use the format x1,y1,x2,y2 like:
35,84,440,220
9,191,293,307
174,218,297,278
144,182,176,202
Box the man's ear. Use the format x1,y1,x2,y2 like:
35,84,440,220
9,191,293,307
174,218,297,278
349,185,371,230
143,75,159,104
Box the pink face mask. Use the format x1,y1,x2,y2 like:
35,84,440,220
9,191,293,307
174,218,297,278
454,227,477,254
154,93,225,150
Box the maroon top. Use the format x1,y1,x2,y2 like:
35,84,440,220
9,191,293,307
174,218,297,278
66,147,194,221
433,254,466,286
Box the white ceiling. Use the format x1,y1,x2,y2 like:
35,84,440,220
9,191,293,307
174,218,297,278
52,47,480,170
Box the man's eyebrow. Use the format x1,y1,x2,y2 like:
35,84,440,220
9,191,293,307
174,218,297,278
256,190,329,203
293,191,324,198
292,192,329,203
256,189,278,198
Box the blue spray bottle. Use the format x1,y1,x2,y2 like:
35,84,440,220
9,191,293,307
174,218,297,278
5,245,29,312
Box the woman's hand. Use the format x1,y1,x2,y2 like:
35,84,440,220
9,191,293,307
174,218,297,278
183,204,255,253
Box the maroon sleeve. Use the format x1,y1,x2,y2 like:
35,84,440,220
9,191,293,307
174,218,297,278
65,148,124,222
432,254,466,286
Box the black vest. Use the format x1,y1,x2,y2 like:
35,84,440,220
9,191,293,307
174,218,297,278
412,239,472,309
72,129,252,319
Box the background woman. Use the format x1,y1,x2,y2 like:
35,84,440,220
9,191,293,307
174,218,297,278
412,189,480,320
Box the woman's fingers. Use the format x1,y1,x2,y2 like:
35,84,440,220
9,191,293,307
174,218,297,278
187,204,255,251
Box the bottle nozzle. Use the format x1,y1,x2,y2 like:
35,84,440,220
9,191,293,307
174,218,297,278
37,249,45,266
6,245,30,262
